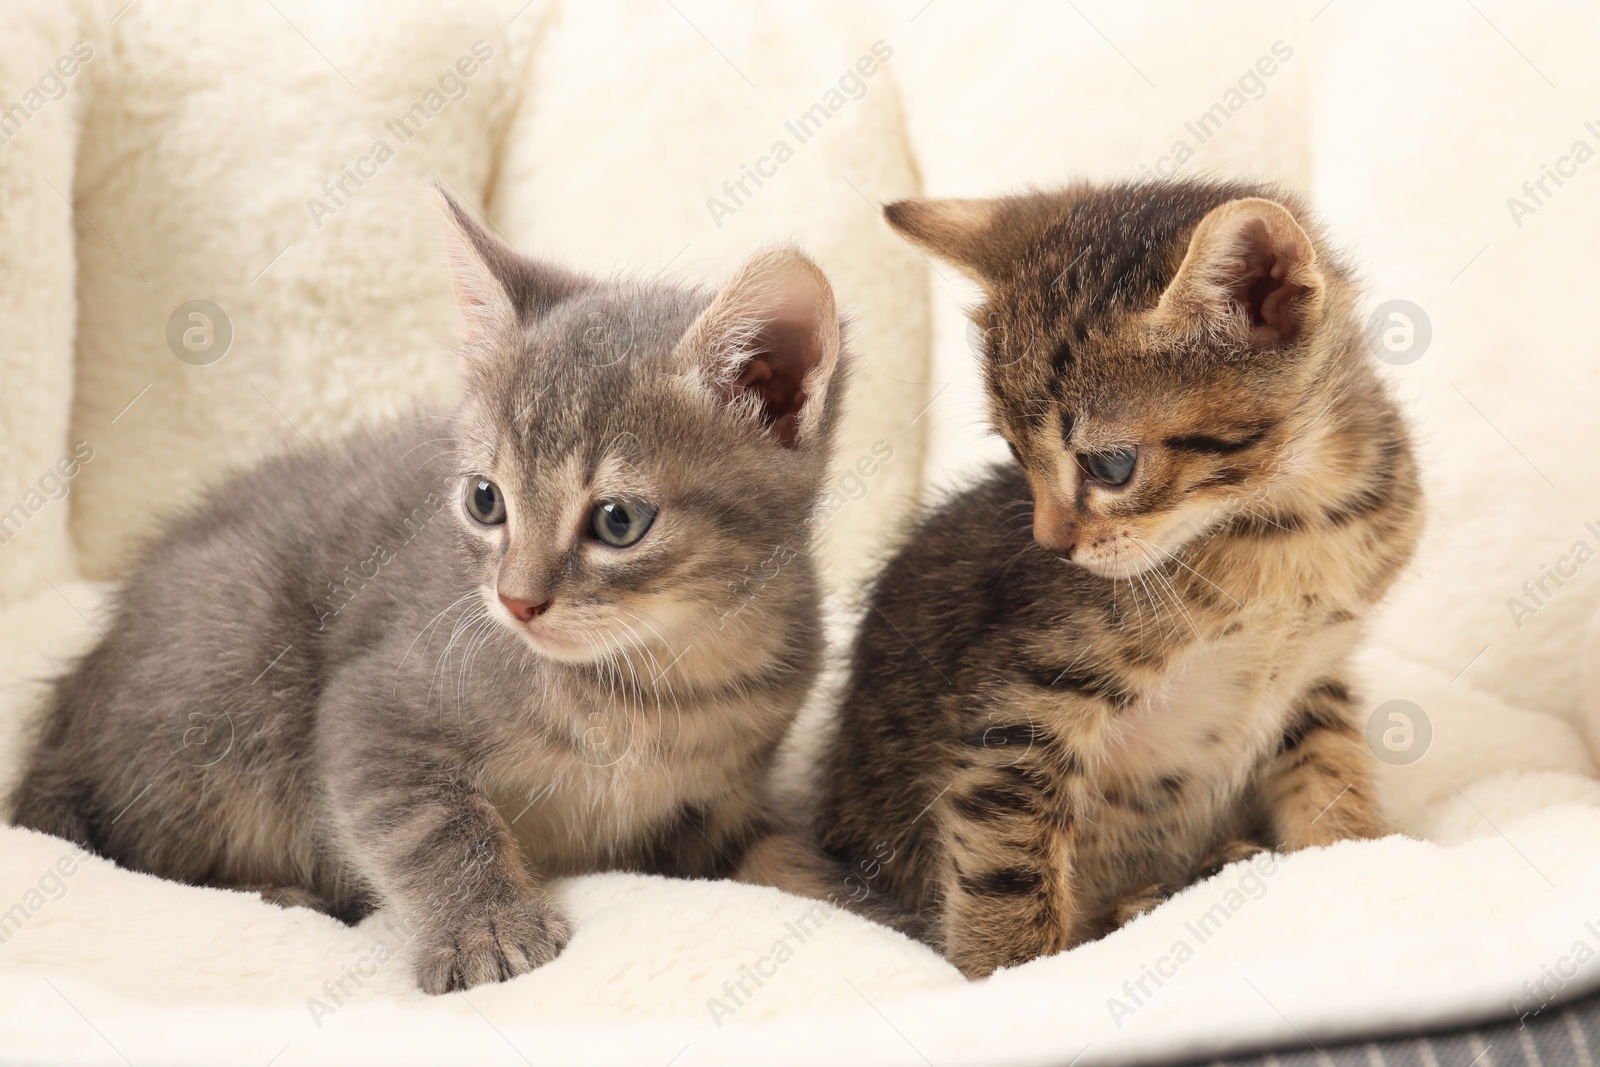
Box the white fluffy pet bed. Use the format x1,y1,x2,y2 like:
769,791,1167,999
5,2,1600,1064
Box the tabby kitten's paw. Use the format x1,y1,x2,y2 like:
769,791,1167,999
942,917,1068,980
944,939,1006,981
1109,841,1271,930
254,885,330,913
1196,838,1271,880
1109,885,1171,928
413,897,572,994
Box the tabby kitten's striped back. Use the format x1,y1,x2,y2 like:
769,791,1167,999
819,180,1422,977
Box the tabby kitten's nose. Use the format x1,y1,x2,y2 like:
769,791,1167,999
1039,535,1077,560
498,593,551,622
1034,527,1078,558
1031,508,1077,557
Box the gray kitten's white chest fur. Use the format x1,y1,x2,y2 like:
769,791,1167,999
485,754,688,874
479,685,779,875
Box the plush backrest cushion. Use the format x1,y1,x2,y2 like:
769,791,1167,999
1309,3,1600,727
63,1,520,580
15,0,1600,734
0,3,97,603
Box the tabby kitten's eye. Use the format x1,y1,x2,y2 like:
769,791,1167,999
466,478,507,525
1079,448,1138,487
592,501,657,548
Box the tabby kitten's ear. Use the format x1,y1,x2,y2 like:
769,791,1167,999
432,183,586,346
882,193,1060,287
1150,197,1325,350
675,247,841,450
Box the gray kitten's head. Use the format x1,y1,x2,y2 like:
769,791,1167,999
435,188,847,667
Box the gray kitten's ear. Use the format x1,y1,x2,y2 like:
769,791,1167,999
676,246,840,450
432,183,585,346
883,193,1061,287
1150,197,1325,349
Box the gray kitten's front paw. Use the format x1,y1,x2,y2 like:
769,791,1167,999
412,897,572,994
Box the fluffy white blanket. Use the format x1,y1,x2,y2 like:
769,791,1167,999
4,1,1600,1064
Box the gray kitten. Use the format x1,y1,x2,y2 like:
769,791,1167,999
10,189,849,993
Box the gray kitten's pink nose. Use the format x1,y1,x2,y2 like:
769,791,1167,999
499,594,551,622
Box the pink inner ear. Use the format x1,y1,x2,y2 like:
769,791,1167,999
725,321,815,448
1229,220,1306,344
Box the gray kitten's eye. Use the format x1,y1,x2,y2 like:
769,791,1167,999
1079,448,1138,487
592,501,657,547
466,478,506,525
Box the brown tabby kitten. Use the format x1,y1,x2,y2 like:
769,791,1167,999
11,189,849,993
817,180,1422,978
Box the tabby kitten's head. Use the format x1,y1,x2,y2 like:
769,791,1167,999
435,189,846,665
886,180,1355,579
